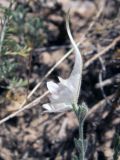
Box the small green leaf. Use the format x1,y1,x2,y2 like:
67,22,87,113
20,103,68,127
72,155,79,160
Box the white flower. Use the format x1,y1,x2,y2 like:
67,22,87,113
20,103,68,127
42,13,83,112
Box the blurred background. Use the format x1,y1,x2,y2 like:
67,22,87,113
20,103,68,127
0,0,120,160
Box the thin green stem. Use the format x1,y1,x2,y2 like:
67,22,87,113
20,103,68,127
79,120,85,160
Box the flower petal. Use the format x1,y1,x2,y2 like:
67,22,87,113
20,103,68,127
58,76,68,86
66,13,83,102
43,103,72,112
49,83,73,103
42,13,83,113
42,103,54,112
47,81,59,94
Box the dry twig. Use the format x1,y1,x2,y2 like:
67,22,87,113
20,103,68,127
84,36,120,68
0,91,49,124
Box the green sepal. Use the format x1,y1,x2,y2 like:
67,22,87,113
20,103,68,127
72,102,88,123
72,103,78,116
78,102,88,123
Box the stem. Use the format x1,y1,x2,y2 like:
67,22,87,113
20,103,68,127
0,17,8,54
79,121,85,160
0,17,8,80
0,0,14,55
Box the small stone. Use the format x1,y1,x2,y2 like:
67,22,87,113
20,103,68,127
77,1,96,19
103,0,119,19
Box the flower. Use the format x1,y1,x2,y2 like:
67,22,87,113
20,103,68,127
42,13,83,112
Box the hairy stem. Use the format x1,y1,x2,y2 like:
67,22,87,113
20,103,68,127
79,121,85,160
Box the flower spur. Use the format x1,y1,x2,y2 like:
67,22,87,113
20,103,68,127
42,13,83,112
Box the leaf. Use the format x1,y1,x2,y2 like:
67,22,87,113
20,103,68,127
72,155,79,160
